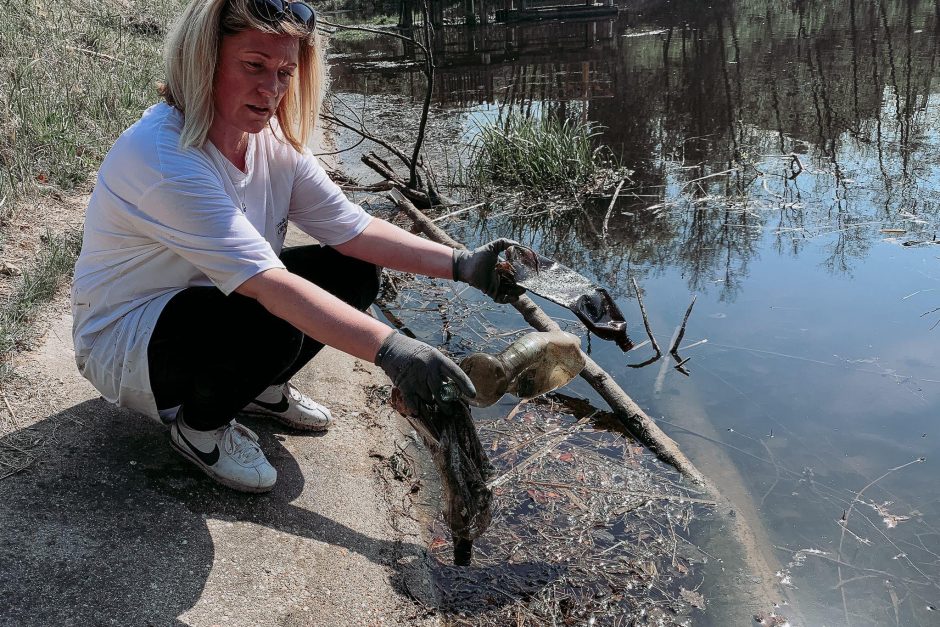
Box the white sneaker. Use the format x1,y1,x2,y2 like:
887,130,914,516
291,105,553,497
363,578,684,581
245,382,333,431
170,418,277,493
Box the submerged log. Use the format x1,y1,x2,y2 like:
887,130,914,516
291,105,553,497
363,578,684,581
387,189,710,488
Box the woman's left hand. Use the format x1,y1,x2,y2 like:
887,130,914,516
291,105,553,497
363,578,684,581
453,238,527,304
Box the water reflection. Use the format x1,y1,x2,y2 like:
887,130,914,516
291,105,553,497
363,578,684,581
331,0,940,283
331,1,940,624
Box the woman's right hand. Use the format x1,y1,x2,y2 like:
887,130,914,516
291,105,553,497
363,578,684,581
374,332,476,415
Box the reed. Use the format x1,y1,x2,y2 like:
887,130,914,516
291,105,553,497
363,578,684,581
468,111,614,194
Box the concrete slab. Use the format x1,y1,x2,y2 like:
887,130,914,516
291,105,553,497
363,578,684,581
1,309,438,627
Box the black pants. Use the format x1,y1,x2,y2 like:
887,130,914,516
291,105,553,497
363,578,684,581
147,245,380,431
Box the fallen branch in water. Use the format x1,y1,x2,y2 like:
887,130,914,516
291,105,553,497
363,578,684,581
387,188,710,488
363,152,456,208
669,295,697,375
628,277,662,368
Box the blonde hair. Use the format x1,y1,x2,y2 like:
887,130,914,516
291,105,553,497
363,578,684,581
160,0,326,152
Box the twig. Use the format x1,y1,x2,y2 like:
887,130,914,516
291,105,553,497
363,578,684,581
319,19,429,56
0,461,34,481
837,457,929,623
1,392,16,427
628,278,662,367
681,168,739,189
409,0,435,189
322,111,412,170
601,179,626,239
669,295,697,358
431,203,484,223
341,182,394,192
65,45,126,65
522,480,716,505
487,417,591,488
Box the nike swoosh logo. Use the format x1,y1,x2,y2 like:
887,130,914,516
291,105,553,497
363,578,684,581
177,429,220,466
252,396,290,413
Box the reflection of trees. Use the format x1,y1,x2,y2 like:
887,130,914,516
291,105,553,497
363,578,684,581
331,0,940,296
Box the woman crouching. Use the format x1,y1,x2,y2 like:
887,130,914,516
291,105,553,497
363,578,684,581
71,0,521,492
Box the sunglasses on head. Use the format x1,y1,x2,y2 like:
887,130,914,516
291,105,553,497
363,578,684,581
249,0,317,31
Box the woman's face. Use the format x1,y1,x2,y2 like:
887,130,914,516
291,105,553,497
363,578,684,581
213,29,299,137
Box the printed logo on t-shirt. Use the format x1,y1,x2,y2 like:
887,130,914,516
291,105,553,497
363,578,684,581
276,217,288,237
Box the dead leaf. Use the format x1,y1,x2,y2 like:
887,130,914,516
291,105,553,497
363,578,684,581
680,588,705,609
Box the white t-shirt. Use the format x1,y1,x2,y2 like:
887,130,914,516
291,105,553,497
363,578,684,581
71,103,372,420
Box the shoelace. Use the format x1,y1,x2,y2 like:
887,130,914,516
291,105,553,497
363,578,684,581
284,382,314,409
221,421,264,464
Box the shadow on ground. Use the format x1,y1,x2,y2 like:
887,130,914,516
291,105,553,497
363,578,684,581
0,397,569,625
0,398,429,626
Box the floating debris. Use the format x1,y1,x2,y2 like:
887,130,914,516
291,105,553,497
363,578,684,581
430,395,714,624
867,500,911,529
459,331,585,407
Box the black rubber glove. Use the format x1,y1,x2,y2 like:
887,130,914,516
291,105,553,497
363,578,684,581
375,332,477,415
452,238,527,304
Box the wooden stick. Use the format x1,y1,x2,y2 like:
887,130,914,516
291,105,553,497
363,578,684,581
1,392,17,427
522,479,716,505
366,154,438,208
631,277,662,359
670,295,697,358
388,191,710,488
601,178,626,239
431,203,484,223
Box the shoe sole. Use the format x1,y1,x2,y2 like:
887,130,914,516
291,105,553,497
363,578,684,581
170,437,274,494
242,405,332,432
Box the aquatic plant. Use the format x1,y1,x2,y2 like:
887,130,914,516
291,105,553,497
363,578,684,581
468,111,618,195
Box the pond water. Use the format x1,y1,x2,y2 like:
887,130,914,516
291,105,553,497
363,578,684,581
328,1,940,624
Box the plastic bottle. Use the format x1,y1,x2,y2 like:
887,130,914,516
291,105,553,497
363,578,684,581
458,331,586,407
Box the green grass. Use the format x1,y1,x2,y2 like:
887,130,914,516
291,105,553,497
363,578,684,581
468,112,616,194
0,230,83,379
0,0,183,375
0,0,182,214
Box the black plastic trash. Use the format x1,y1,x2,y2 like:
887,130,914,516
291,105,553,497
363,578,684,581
391,388,494,565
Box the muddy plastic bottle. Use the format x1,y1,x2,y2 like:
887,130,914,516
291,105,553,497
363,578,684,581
458,331,586,407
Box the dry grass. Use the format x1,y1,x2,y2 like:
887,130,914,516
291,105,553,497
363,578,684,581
0,0,180,210
376,271,714,626
0,0,184,377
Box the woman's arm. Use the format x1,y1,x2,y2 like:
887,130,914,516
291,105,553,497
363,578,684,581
235,266,476,410
336,220,526,303
235,267,393,361
333,218,456,279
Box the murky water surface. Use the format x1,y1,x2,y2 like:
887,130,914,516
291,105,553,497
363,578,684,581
330,1,940,623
